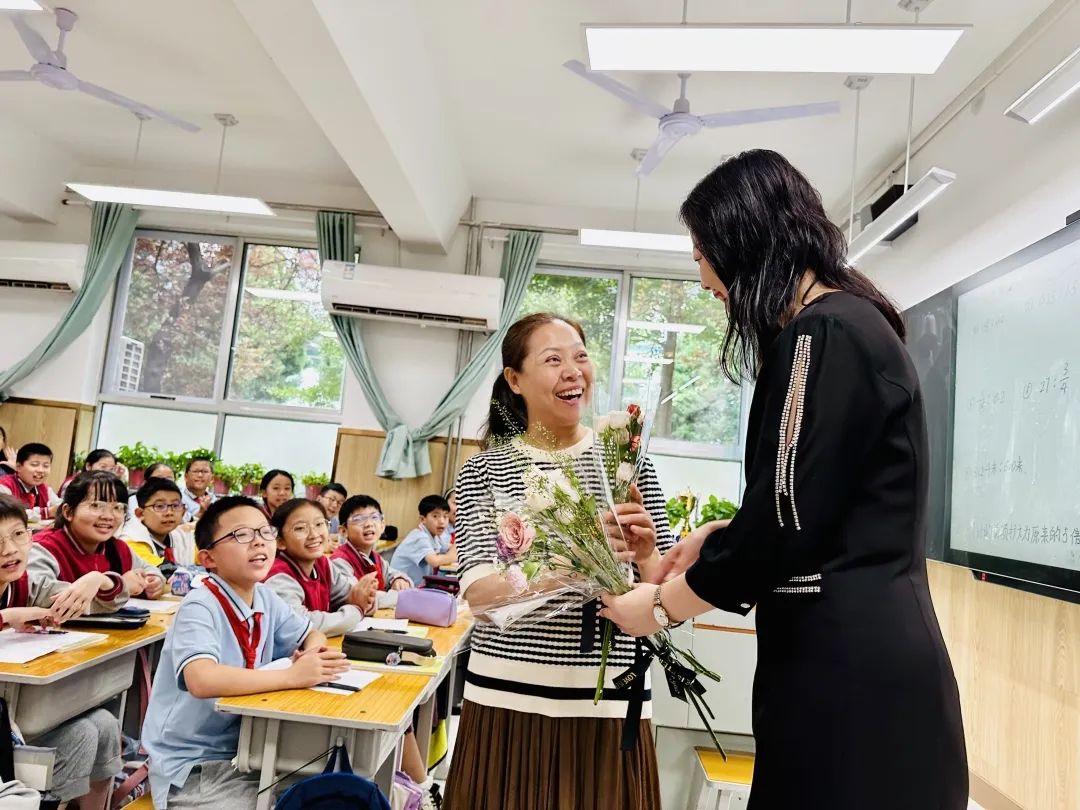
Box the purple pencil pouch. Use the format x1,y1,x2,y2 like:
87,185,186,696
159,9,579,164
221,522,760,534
395,587,457,627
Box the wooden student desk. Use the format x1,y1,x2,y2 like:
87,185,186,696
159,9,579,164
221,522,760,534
217,610,473,810
0,615,169,738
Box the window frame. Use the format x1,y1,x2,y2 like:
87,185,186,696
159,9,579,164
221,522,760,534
95,230,341,458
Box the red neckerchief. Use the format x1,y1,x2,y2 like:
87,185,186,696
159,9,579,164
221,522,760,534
204,578,263,669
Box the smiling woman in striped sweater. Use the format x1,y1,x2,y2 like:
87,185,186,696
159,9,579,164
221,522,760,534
442,312,672,810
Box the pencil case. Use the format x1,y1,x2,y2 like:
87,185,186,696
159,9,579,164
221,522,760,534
396,587,457,627
342,630,436,667
63,606,150,629
420,574,460,596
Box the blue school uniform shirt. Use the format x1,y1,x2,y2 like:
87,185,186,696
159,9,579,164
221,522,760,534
141,573,311,809
393,526,442,586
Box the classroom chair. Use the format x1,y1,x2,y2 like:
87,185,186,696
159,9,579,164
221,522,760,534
686,747,754,810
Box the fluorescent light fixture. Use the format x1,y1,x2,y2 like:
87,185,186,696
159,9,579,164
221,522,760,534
244,287,320,303
66,183,274,217
627,320,706,335
0,1,44,9
848,167,956,263
624,354,674,365
1005,45,1080,124
585,24,968,74
580,228,692,253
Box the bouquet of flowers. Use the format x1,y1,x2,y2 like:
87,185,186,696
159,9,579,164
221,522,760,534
475,429,726,755
595,403,651,504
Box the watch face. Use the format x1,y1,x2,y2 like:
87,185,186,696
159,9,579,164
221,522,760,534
653,605,669,627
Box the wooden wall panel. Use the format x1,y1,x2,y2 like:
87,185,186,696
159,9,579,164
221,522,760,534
332,429,481,533
928,561,1080,810
0,398,94,490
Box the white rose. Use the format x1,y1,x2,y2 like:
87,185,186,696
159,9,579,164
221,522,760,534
616,462,635,483
614,427,631,445
608,411,631,430
525,490,556,512
548,470,580,503
555,506,576,525
595,414,611,433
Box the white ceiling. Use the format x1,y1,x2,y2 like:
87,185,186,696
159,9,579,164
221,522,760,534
0,0,1060,236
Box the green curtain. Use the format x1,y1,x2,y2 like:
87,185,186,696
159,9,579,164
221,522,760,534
0,201,138,401
317,210,542,479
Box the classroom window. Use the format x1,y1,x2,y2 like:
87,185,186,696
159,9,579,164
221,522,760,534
103,235,234,399
227,244,345,410
96,403,217,455
219,415,338,480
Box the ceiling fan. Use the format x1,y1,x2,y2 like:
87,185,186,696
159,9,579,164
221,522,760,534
0,8,200,132
564,59,839,176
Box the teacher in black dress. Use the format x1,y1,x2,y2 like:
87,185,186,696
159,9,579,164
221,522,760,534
600,150,968,810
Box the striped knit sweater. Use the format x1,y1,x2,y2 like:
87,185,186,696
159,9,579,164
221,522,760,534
456,430,673,719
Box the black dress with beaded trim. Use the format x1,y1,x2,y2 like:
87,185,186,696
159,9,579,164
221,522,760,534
685,291,967,810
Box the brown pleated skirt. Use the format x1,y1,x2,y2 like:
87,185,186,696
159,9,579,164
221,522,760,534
442,701,662,810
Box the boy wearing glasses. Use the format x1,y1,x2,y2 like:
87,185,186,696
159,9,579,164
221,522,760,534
141,496,349,809
331,495,414,596
122,478,196,572
0,494,126,808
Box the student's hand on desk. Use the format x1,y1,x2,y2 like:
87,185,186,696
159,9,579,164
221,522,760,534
288,646,350,689
142,574,165,600
390,577,412,592
1,606,53,631
121,569,149,597
50,572,112,622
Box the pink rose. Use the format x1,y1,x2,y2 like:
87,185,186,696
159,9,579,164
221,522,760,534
496,512,535,561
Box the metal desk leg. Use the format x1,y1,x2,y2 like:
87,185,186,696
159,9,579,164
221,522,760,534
255,718,280,810
374,732,404,796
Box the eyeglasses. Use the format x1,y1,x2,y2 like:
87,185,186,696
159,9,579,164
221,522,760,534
145,502,184,514
0,528,32,549
347,512,384,525
208,525,278,548
288,519,329,540
82,501,127,518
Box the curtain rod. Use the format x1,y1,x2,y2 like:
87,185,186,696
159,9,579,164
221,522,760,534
60,197,578,238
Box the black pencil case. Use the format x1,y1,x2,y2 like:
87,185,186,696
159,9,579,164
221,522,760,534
342,630,436,667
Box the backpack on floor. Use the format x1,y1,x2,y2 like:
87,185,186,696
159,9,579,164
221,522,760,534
274,743,391,810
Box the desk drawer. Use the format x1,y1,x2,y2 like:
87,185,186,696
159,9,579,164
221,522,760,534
16,651,135,737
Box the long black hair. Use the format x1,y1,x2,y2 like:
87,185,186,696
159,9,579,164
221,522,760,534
480,312,587,448
680,149,905,383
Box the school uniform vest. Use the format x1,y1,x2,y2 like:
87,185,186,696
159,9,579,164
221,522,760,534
331,542,386,590
0,573,30,610
34,527,134,580
0,473,49,511
266,552,331,611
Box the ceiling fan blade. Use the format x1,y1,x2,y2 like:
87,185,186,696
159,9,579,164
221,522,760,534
700,100,841,128
636,129,685,177
0,70,34,81
12,14,56,64
76,80,201,132
563,59,670,120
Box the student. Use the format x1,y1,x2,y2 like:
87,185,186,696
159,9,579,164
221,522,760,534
439,487,457,551
317,482,348,535
127,462,176,513
60,448,124,497
0,426,15,476
0,494,126,808
121,478,196,571
0,442,62,519
264,498,374,635
258,469,294,519
331,495,413,593
181,456,217,523
393,495,457,587
30,471,166,600
140,496,349,809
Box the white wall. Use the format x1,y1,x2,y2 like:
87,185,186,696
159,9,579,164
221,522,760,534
861,3,1080,306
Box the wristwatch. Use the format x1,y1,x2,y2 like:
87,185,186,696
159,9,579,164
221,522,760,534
652,585,672,629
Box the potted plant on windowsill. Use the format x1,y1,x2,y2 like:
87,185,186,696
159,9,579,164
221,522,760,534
214,462,243,496
238,463,265,497
301,471,330,500
666,491,739,538
116,442,159,489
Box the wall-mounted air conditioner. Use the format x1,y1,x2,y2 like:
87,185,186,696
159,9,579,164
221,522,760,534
320,261,503,332
0,240,88,293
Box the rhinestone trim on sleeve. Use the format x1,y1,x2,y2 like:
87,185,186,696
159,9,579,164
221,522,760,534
775,333,812,531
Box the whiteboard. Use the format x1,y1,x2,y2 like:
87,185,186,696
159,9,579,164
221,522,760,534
949,233,1080,572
